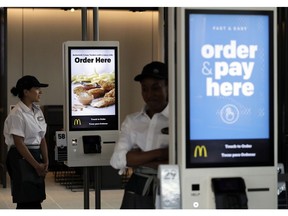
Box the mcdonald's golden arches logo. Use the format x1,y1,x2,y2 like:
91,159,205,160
194,145,207,158
73,118,82,126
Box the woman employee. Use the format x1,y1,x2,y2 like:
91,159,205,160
4,75,49,209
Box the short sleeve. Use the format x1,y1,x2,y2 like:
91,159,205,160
7,114,25,138
110,116,134,173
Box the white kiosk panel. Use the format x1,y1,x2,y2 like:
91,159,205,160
63,41,120,167
174,7,277,209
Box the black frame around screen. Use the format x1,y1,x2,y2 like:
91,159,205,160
68,46,119,131
184,9,275,168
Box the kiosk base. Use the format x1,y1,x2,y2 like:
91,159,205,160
212,177,248,209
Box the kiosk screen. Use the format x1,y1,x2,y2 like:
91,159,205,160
68,46,119,131
185,10,274,168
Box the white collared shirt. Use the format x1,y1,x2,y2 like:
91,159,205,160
110,105,169,174
3,101,47,149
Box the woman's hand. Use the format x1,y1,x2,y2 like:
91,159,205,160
35,163,48,177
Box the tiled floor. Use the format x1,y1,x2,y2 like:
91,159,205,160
0,171,124,209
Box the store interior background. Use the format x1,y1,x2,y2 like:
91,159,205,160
1,7,288,209
0,7,161,208
6,8,161,115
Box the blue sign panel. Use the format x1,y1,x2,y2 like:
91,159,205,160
185,10,274,168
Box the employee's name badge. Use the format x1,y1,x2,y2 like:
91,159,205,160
37,116,44,121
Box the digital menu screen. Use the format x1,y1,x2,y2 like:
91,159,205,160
185,10,275,168
68,46,119,131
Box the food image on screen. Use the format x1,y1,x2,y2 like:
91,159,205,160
72,72,115,112
67,46,119,131
69,47,118,117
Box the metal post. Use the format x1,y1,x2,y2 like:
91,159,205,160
81,7,89,209
83,167,89,209
93,7,99,41
95,167,101,209
82,7,87,41
92,7,101,209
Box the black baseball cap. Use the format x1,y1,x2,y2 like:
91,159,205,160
134,61,167,81
16,75,49,90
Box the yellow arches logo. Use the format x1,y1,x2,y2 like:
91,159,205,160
194,145,207,158
73,118,82,125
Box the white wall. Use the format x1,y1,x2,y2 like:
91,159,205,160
7,8,160,122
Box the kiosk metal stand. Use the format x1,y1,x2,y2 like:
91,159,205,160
83,167,89,209
83,167,102,209
81,7,102,210
95,167,101,209
63,7,119,209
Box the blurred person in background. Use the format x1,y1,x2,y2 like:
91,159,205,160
110,61,169,209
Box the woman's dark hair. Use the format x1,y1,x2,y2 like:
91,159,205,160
10,86,30,99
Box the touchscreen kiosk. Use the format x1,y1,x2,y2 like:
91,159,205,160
173,8,277,208
63,41,120,167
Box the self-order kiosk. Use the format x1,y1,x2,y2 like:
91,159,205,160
168,7,278,209
62,41,120,167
